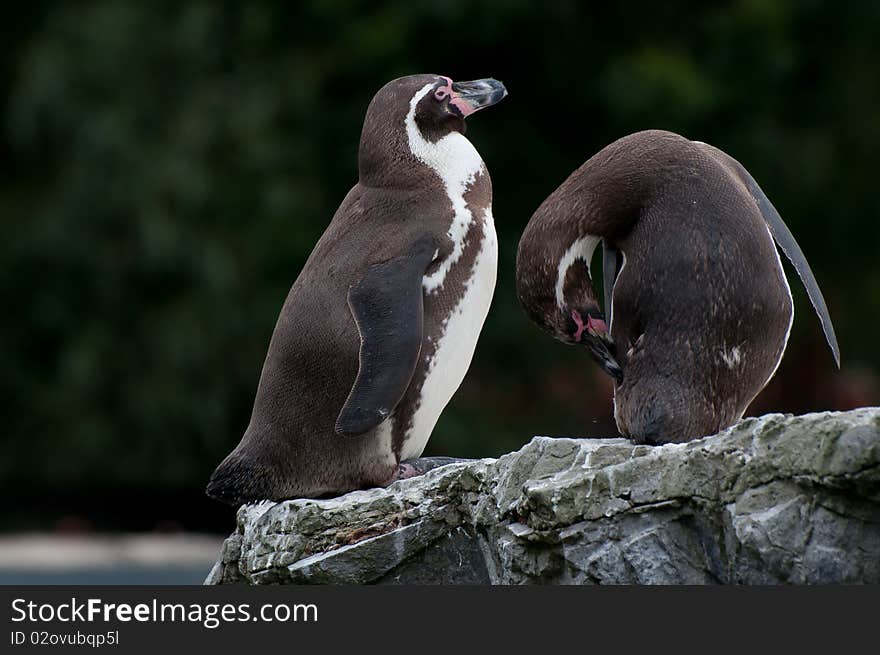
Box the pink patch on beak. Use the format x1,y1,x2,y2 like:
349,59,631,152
441,76,477,117
450,95,476,117
571,310,587,342
587,316,608,335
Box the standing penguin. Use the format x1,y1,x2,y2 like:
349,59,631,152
207,74,506,504
516,130,839,445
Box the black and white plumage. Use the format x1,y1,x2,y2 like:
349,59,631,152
516,130,839,444
207,74,506,504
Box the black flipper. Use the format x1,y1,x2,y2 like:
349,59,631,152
335,235,438,437
699,143,841,367
602,239,622,325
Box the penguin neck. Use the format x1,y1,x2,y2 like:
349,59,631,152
403,84,484,186
542,159,648,241
404,85,489,293
558,131,691,240
517,145,654,331
516,220,602,334
357,84,485,193
524,137,663,283
357,124,415,188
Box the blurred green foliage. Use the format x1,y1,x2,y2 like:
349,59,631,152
2,1,878,493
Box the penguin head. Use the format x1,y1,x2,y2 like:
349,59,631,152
517,242,623,382
549,295,622,383
391,74,506,139
568,307,623,383
418,76,507,136
358,75,506,183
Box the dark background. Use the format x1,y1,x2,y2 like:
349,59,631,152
2,1,877,535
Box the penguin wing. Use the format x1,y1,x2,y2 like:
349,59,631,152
335,235,438,437
602,239,622,324
697,142,841,368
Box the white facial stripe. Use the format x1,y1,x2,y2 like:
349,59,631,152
405,83,486,293
555,235,600,309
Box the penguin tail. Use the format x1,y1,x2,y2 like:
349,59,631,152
206,453,279,506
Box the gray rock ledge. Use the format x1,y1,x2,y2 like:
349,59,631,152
206,408,880,585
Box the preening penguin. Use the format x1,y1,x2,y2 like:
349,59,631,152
207,74,506,505
516,129,839,445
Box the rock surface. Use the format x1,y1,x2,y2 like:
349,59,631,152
206,409,880,585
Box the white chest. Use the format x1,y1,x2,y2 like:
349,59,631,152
401,213,498,460
398,83,498,459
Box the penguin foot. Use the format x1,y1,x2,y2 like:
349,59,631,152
396,457,471,480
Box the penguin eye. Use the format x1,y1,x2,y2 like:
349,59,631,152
434,87,449,101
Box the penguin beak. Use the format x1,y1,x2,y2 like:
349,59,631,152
449,78,507,117
585,334,624,384
572,310,623,383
